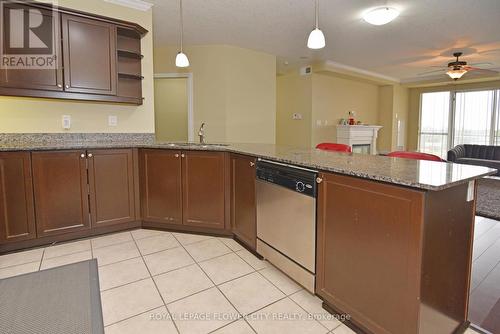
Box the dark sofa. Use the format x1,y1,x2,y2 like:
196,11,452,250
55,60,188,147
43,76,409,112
447,144,500,175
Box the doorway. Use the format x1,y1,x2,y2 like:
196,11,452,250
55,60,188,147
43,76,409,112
154,73,193,142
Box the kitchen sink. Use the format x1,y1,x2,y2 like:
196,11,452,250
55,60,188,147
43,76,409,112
165,142,230,148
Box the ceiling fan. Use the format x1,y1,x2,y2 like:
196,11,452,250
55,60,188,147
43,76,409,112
418,52,497,80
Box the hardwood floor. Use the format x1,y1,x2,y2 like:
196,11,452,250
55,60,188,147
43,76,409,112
469,216,500,333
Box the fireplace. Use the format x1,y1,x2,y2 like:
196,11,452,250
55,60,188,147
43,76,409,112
336,125,382,155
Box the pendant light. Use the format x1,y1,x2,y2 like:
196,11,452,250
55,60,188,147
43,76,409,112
307,0,325,49
175,0,189,67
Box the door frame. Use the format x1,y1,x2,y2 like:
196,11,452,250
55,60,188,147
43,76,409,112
154,73,194,142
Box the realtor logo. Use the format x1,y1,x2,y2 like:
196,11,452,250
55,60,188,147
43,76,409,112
0,0,58,69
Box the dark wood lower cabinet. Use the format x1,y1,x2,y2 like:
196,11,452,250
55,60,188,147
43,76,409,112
230,154,257,249
32,151,90,237
316,172,474,334
140,149,183,225
0,152,36,243
182,151,227,230
88,149,136,227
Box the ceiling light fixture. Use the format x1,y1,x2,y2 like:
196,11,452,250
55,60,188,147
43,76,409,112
363,7,399,26
307,0,325,49
175,0,189,68
446,68,467,80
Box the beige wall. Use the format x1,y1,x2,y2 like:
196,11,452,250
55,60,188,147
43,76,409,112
311,73,379,147
407,80,500,150
276,71,380,148
154,45,276,144
154,77,188,141
276,73,312,147
378,85,409,152
0,0,154,133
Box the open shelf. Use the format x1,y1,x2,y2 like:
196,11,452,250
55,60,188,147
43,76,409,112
117,49,143,59
118,72,144,80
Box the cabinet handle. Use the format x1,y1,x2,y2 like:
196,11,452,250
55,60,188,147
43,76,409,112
175,154,179,158
65,85,69,89
181,154,185,158
80,153,85,158
316,177,323,184
250,161,255,167
87,153,93,158
57,84,62,88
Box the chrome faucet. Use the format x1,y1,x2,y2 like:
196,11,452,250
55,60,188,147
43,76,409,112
198,123,206,144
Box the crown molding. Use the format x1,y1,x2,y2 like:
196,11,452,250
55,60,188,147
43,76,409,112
104,0,153,11
320,60,400,85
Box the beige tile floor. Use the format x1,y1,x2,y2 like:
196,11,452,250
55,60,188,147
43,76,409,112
0,229,484,334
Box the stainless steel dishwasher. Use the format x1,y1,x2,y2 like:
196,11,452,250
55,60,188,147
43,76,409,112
255,159,318,292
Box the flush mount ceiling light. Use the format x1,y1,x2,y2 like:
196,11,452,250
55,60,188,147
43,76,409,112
363,7,400,25
175,0,189,68
307,0,325,49
446,68,467,80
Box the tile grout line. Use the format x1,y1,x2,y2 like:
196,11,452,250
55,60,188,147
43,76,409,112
129,233,182,334
286,292,340,333
104,304,168,329
37,248,45,271
170,233,250,332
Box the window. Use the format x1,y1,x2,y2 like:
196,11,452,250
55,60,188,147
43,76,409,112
418,89,500,158
454,90,494,146
418,92,450,158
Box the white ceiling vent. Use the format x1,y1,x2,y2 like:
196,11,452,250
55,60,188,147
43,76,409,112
104,0,153,11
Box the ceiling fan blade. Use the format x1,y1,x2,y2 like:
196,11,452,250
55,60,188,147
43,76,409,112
417,69,445,76
465,67,499,74
469,62,494,66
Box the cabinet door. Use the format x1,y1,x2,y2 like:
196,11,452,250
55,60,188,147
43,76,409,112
88,149,135,227
0,4,63,91
182,151,226,229
32,151,90,237
230,154,256,249
316,173,423,334
62,14,117,95
0,152,36,243
140,149,182,225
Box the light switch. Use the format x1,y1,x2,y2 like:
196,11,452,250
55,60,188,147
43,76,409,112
292,113,302,120
62,115,71,129
108,115,118,126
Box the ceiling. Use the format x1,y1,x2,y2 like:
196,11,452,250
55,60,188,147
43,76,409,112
148,0,500,82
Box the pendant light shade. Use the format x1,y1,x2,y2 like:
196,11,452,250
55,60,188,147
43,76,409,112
307,28,325,49
175,52,190,67
307,0,325,49
176,0,189,68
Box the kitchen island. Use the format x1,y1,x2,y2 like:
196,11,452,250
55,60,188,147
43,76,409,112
0,133,496,334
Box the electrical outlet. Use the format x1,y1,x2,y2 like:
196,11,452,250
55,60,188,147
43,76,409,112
62,115,71,130
292,113,303,120
108,115,118,126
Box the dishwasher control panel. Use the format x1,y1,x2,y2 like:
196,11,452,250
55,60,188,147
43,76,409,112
256,161,317,197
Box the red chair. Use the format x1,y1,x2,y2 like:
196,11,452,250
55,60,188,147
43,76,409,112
316,143,352,153
387,151,445,162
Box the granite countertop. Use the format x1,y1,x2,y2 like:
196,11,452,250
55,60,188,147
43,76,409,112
0,133,496,191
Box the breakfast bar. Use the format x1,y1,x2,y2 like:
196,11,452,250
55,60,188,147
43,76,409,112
0,133,496,334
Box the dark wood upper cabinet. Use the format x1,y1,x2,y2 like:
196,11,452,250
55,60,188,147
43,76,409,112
0,3,146,104
182,151,226,229
62,14,117,95
230,154,256,249
0,152,36,244
140,149,183,225
87,149,136,227
32,151,90,237
0,4,63,91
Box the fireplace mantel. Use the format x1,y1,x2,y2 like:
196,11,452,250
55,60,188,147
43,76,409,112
336,125,383,155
